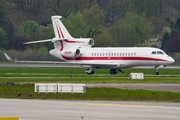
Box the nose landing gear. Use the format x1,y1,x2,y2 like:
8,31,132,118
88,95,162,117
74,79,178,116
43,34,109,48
154,65,159,75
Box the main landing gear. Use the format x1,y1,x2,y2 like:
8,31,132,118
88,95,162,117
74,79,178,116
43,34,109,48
110,69,117,74
85,67,124,75
85,67,94,74
109,68,124,75
86,66,161,75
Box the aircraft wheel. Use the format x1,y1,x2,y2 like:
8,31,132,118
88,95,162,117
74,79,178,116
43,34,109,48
87,70,94,75
155,72,159,75
110,69,117,74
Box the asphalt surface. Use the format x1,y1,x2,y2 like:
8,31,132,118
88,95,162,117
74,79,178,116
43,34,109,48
87,83,180,92
0,63,180,68
0,99,180,120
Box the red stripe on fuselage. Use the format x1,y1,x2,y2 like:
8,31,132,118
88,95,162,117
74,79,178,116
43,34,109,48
61,56,167,61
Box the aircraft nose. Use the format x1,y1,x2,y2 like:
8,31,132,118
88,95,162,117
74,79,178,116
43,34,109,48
169,57,175,64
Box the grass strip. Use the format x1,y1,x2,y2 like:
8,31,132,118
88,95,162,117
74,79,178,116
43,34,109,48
0,83,180,102
0,67,180,83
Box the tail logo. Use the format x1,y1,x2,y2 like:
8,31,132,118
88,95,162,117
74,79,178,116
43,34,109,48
56,22,64,51
56,22,64,39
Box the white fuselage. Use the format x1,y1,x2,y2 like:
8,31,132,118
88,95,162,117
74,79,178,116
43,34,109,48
50,47,174,69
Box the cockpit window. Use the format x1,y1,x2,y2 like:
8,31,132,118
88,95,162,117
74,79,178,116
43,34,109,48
157,51,164,54
151,51,156,54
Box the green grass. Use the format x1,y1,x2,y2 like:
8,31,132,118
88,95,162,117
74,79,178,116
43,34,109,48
0,83,180,102
0,67,179,83
0,67,180,102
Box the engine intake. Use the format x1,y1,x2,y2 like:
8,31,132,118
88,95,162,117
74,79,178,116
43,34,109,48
88,39,94,46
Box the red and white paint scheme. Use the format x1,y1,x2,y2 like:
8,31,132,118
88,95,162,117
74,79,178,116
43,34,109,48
7,16,175,75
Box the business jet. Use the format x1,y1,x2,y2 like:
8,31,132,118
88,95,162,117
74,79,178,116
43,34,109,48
4,15,175,75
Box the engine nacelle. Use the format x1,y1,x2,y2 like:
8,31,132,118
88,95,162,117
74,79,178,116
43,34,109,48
60,48,81,58
88,39,94,46
65,38,94,47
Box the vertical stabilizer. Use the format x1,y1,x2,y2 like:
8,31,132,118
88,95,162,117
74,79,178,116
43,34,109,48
51,16,73,39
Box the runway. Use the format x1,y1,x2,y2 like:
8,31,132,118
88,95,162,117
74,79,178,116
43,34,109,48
0,63,180,68
0,99,180,120
87,83,180,92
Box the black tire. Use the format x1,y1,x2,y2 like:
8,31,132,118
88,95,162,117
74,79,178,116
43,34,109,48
155,72,159,75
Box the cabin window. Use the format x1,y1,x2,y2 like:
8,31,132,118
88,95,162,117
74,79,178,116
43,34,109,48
131,53,133,56
108,53,111,56
157,51,164,55
94,53,96,56
97,53,99,56
111,53,113,56
151,51,156,54
117,53,119,56
106,53,108,56
134,53,136,56
114,53,116,56
128,53,130,56
100,53,102,56
92,53,93,56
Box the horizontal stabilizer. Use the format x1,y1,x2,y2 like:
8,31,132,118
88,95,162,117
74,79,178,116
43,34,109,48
23,38,67,44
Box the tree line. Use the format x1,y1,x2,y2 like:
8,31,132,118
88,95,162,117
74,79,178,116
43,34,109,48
0,0,180,54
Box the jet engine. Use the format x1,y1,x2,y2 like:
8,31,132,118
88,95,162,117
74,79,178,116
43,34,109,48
88,39,94,46
65,38,94,47
60,48,81,58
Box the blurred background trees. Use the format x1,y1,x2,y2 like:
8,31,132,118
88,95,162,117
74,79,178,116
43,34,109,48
0,0,180,63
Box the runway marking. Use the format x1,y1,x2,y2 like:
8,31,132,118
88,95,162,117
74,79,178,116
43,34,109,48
70,103,166,108
0,117,18,120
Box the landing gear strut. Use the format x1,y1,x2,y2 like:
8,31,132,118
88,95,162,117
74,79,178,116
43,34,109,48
154,66,159,75
118,68,124,73
110,69,117,74
86,67,94,74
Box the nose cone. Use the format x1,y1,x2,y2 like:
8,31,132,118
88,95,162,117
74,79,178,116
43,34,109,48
169,56,175,64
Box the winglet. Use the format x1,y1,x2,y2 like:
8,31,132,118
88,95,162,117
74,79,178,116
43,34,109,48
4,53,14,62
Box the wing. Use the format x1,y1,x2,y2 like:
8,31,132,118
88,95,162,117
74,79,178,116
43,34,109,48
68,61,118,68
4,53,118,68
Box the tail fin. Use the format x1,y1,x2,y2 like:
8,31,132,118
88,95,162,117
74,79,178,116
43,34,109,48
51,16,73,39
23,16,72,51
